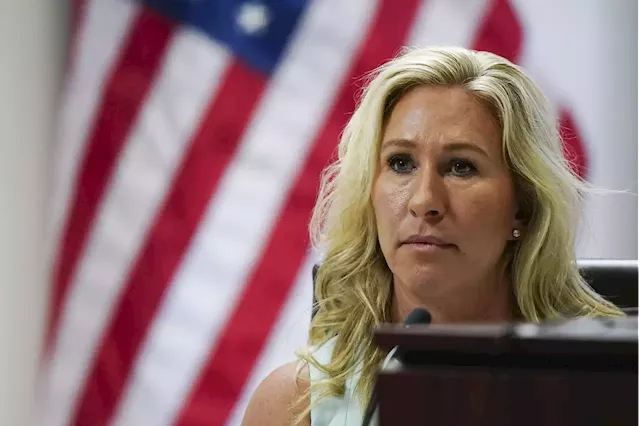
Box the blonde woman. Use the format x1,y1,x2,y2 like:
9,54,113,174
241,46,623,426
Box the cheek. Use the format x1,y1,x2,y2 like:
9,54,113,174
453,183,515,243
385,185,408,221
372,179,409,248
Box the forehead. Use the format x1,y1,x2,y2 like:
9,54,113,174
382,85,502,152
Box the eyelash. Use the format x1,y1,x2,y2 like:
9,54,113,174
449,159,477,177
386,154,477,177
387,154,415,174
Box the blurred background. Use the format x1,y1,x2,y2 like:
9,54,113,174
0,0,637,425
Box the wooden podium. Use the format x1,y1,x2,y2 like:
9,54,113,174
374,316,638,426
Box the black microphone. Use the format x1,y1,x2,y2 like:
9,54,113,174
360,308,432,426
403,307,433,327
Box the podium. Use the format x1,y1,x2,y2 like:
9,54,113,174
374,316,638,426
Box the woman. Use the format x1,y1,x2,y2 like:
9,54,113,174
241,46,623,426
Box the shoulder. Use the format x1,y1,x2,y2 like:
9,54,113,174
241,361,311,426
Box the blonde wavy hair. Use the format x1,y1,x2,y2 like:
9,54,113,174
295,45,623,420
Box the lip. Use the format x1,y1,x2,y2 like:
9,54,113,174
400,234,457,251
402,234,453,245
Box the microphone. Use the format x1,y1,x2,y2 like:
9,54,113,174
403,307,433,327
360,308,432,426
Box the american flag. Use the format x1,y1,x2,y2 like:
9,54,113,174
38,0,637,425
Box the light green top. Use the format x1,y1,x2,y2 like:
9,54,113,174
308,337,398,426
308,337,365,425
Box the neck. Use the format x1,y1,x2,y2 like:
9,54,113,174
391,272,514,325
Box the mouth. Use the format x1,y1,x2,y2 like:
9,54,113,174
400,235,457,252
402,242,456,253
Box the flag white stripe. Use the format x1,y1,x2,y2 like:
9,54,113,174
41,28,231,426
111,1,381,424
407,0,490,48
45,0,138,287
226,250,319,426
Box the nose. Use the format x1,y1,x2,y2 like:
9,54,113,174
408,166,446,220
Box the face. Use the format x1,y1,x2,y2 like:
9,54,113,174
372,85,522,304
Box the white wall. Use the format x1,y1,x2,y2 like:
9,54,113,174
0,1,67,425
513,0,638,259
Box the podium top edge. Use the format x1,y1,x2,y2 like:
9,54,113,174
374,317,638,356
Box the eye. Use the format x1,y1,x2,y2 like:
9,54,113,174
387,154,415,174
448,159,477,177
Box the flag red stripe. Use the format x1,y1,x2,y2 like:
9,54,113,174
71,0,87,46
558,109,588,179
472,0,523,62
174,1,423,424
66,0,88,69
69,59,268,426
46,9,174,352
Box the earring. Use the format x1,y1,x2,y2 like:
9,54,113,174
512,229,521,239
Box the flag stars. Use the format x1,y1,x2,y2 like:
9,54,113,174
236,2,271,35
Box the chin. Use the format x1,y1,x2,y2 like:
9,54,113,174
397,263,451,291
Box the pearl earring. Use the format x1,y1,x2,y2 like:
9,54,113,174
512,229,521,239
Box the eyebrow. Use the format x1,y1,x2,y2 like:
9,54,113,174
381,138,490,157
